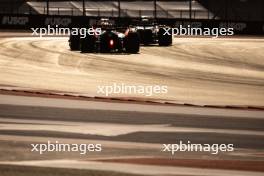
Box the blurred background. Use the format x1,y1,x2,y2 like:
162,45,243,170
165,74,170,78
0,0,263,21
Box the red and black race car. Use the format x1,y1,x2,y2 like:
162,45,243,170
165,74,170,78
69,19,140,53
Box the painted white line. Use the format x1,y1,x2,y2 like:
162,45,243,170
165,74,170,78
1,94,264,119
0,118,263,137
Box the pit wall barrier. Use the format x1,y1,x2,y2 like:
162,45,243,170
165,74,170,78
0,14,263,35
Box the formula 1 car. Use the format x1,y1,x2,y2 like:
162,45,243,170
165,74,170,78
69,19,140,53
134,17,172,46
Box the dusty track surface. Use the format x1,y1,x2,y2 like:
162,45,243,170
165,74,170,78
0,93,263,176
0,33,264,106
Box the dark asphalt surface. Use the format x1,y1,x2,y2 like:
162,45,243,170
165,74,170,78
0,94,263,149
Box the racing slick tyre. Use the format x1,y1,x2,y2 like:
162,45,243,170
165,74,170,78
69,34,80,51
124,32,140,54
158,27,172,46
80,35,96,53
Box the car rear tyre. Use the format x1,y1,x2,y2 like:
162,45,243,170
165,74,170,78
158,27,172,46
69,34,80,51
124,32,140,54
80,35,96,53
